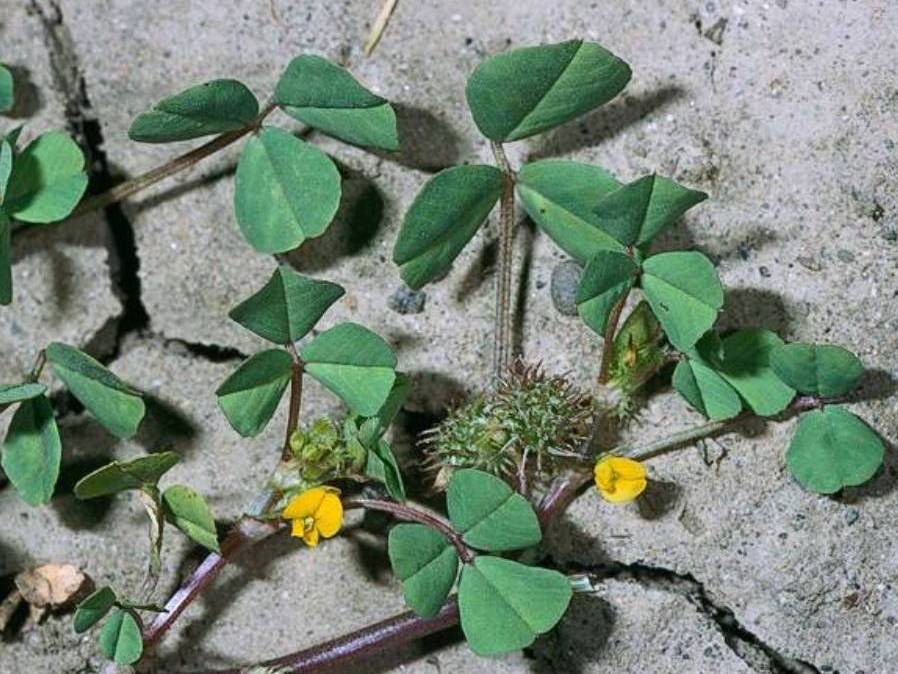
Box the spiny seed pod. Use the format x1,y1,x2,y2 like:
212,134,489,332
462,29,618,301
423,360,593,485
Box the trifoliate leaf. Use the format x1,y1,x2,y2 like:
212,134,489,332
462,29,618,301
1,395,60,506
640,251,723,351
4,132,88,223
74,586,117,633
786,406,884,494
576,249,638,335
216,349,293,437
300,322,397,416
458,556,572,656
716,329,795,417
372,372,410,433
45,342,145,439
516,159,625,264
465,40,631,142
128,79,259,143
446,469,541,552
98,609,143,665
0,65,12,113
234,126,341,253
275,55,398,151
770,343,864,398
388,523,458,617
393,165,502,289
162,485,220,552
229,265,344,344
673,358,742,421
593,174,707,247
74,451,179,499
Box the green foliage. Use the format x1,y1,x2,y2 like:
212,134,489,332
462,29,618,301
74,451,179,499
673,357,742,421
393,165,502,289
576,249,638,335
605,301,666,409
770,343,864,398
640,251,723,351
446,469,541,552
45,342,146,439
0,381,46,406
162,485,220,552
300,322,397,416
286,416,368,484
1,395,60,506
465,40,631,142
0,138,13,200
388,523,458,617
714,329,795,416
0,214,9,305
516,159,624,264
458,556,572,656
74,586,117,633
593,174,707,247
234,126,341,253
98,609,143,665
2,131,88,224
364,435,405,501
275,55,398,151
786,406,884,494
128,79,259,143
0,64,12,112
216,349,294,437
229,265,344,344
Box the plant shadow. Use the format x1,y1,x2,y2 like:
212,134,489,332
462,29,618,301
529,593,616,674
375,103,465,173
3,65,42,119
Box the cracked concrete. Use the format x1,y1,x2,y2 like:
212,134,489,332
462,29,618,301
1,0,897,673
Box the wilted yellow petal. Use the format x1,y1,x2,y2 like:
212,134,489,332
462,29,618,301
283,487,326,520
303,527,320,547
315,492,343,538
594,456,647,503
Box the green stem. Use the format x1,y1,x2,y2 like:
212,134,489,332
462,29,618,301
490,141,516,380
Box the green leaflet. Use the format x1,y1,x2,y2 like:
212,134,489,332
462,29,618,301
162,484,220,552
365,437,406,502
786,406,884,494
229,265,344,344
388,523,458,617
300,322,397,416
458,556,572,656
74,586,117,633
45,342,145,439
275,55,398,151
128,79,259,143
516,159,625,263
640,251,723,351
74,451,179,499
234,126,341,253
770,343,864,398
446,469,541,552
0,382,47,407
393,165,502,289
216,349,293,437
0,138,13,201
673,358,742,421
3,131,88,223
98,609,143,665
593,174,707,247
576,249,638,335
0,64,12,112
1,395,60,506
716,329,795,417
465,40,631,142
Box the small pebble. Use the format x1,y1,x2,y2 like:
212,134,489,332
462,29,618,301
387,286,427,314
550,260,583,316
837,249,855,263
844,508,860,526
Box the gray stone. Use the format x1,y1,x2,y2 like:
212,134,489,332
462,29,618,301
388,285,427,314
550,260,583,317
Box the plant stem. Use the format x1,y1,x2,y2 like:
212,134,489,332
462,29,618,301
490,141,516,380
284,342,304,460
597,290,630,385
344,498,473,563
27,349,47,383
69,103,276,219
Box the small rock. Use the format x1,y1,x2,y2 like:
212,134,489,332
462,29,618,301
387,286,427,315
837,249,855,263
844,508,860,526
759,265,772,278
550,260,583,316
797,255,822,271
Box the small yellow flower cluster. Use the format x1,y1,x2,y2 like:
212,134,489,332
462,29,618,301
594,456,646,503
282,486,343,547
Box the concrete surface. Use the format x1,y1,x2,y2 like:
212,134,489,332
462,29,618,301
1,0,897,673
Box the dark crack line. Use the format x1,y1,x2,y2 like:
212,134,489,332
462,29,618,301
30,0,149,365
555,558,823,674
148,330,248,363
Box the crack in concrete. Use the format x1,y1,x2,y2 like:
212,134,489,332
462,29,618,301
556,558,823,674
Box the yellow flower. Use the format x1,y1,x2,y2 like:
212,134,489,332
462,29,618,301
594,456,647,503
283,487,343,547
